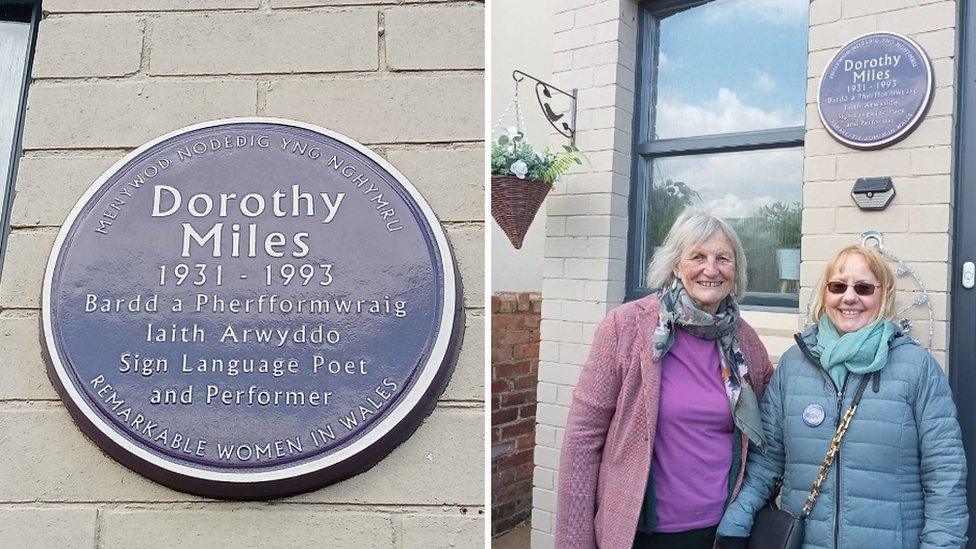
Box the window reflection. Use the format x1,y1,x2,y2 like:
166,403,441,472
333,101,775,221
653,0,809,139
0,15,30,233
643,148,803,294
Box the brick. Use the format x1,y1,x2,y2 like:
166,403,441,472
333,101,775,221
102,509,395,548
801,234,862,261
538,361,581,387
841,0,913,19
809,0,841,25
908,204,951,232
295,408,483,505
928,86,954,117
542,278,583,300
442,313,483,401
564,216,612,237
33,15,143,78
803,181,856,208
553,26,597,52
0,315,59,400
150,11,377,75
533,529,556,548
931,57,955,89
883,233,950,262
888,116,953,151
533,464,555,489
831,206,909,233
45,0,260,12
804,155,836,181
541,318,584,343
0,508,96,549
0,408,190,501
11,155,119,227
560,300,607,322
801,208,835,235
401,515,483,548
808,16,878,52
0,231,57,309
536,403,569,428
835,149,911,178
912,28,956,59
380,147,483,222
893,175,952,204
892,262,951,292
265,75,483,143
385,6,484,70
877,2,957,35
911,146,952,175
23,81,256,150
493,407,517,426
445,224,484,309
895,290,947,322
803,128,851,157
533,486,557,513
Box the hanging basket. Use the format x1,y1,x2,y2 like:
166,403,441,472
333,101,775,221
491,175,552,249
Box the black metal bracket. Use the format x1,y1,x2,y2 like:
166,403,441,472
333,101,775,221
513,69,578,146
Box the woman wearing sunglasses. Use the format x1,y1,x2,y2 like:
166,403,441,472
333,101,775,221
716,244,967,548
556,210,774,549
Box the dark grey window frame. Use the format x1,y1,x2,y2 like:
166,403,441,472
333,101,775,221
0,0,41,279
626,0,806,309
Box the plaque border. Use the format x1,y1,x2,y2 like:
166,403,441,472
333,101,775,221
40,117,463,498
817,31,934,150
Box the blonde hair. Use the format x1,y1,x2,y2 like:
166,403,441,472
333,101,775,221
646,209,748,300
809,244,896,324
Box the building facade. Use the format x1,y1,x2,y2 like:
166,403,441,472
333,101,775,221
0,1,485,547
531,0,971,546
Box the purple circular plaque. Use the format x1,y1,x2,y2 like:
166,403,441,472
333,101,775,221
42,118,462,498
818,32,933,149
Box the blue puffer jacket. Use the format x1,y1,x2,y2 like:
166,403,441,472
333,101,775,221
718,326,968,548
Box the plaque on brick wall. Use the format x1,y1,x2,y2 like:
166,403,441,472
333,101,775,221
818,32,933,149
41,118,462,499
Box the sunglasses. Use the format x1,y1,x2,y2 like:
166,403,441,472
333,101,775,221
826,281,880,296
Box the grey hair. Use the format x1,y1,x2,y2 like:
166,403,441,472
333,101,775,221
645,209,749,300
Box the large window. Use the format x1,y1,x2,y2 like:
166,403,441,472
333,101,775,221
0,1,39,274
627,0,809,308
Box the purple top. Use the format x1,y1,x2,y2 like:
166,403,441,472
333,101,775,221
652,329,734,532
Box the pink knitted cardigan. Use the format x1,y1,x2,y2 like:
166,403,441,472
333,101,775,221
555,294,773,549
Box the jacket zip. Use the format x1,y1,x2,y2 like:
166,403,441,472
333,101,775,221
833,376,849,549
793,334,849,549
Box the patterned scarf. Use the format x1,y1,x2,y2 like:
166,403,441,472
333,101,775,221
652,280,765,448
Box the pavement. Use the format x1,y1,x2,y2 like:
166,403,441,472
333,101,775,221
492,521,531,548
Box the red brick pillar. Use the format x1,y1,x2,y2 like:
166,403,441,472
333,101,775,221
490,291,541,536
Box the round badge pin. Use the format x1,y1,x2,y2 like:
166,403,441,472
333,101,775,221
802,404,826,427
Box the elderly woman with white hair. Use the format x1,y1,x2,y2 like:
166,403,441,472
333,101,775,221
555,209,775,549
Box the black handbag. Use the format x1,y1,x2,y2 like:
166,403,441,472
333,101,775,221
747,374,872,549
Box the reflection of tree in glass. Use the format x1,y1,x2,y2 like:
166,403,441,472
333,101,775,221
649,179,701,245
756,201,801,249
727,201,801,293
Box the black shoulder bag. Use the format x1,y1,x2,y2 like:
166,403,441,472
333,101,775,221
747,374,872,549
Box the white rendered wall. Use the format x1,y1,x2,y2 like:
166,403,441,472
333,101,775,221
491,0,554,293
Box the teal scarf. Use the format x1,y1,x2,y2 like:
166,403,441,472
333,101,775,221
811,316,896,390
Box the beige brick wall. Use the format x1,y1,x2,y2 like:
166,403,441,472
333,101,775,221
532,1,637,546
802,0,957,365
532,1,959,547
0,1,485,547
